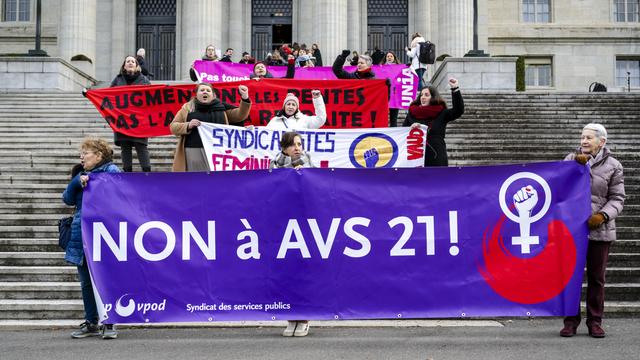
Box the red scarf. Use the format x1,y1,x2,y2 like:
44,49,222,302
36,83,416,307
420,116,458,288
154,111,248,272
409,104,445,121
356,68,372,77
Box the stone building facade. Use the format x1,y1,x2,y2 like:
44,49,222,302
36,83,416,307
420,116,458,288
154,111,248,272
1,0,638,91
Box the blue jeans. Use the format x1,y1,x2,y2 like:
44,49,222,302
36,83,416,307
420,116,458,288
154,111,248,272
416,68,427,92
77,260,98,323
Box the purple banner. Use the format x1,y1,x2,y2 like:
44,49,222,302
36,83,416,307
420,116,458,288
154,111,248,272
193,61,417,109
83,161,590,323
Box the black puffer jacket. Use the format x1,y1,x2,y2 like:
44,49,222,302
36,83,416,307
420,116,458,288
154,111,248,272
332,53,376,80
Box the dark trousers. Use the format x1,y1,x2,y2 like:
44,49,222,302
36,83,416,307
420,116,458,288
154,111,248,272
77,260,98,323
564,240,611,327
389,108,399,127
416,68,427,92
120,141,151,172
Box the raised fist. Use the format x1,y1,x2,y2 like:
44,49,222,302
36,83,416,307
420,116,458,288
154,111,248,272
341,49,351,58
364,148,379,168
311,90,321,98
448,78,459,88
513,185,538,216
238,85,249,99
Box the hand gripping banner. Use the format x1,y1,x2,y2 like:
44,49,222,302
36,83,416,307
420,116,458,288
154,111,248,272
197,123,428,170
83,161,590,323
84,79,390,138
193,61,418,109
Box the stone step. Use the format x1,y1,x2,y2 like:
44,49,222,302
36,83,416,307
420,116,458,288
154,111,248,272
0,282,80,300
0,299,83,320
0,252,65,266
0,238,60,252
0,266,77,282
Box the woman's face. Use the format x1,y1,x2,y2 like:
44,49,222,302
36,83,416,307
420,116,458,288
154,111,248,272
284,136,303,157
80,148,103,171
124,56,137,73
386,53,395,63
284,100,298,116
299,49,306,56
420,88,432,106
254,63,267,76
581,129,605,156
206,47,215,58
357,58,369,71
196,85,214,103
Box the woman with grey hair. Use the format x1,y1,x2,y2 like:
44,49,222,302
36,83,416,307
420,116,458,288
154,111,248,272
332,50,376,80
560,123,625,338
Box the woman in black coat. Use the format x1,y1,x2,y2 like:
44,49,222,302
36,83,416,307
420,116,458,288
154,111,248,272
110,55,152,172
332,50,376,79
403,78,464,167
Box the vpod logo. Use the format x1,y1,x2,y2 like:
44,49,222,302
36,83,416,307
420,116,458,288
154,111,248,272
115,294,136,317
114,293,167,317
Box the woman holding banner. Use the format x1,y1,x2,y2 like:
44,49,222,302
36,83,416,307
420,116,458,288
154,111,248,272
403,78,464,167
333,50,376,80
170,83,251,172
189,44,219,81
266,91,325,130
110,56,152,173
560,123,625,338
382,51,401,127
270,131,314,337
250,54,296,79
269,131,314,171
64,137,121,339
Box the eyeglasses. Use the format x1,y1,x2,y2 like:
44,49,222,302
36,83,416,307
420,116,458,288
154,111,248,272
80,151,95,156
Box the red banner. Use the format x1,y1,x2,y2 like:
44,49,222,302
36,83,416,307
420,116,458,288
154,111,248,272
85,79,390,138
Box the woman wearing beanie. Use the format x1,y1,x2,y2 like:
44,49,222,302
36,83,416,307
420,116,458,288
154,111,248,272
266,91,326,130
250,55,295,79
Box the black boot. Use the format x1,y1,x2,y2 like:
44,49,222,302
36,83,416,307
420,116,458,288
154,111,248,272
123,166,133,172
142,166,151,173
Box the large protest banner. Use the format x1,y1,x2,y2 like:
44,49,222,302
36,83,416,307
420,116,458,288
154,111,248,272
197,123,427,170
84,79,389,136
193,61,417,109
83,162,590,323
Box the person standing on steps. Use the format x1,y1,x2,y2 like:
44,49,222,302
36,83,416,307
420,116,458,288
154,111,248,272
109,55,152,172
560,123,625,339
64,137,121,340
403,78,464,167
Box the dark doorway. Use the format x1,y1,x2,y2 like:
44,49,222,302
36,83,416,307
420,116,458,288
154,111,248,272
136,0,176,80
367,0,409,64
252,0,292,61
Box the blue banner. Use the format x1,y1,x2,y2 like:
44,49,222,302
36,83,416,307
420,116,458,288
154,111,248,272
82,161,590,323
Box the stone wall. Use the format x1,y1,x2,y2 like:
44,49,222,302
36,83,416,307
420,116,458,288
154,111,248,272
431,57,516,92
0,57,97,91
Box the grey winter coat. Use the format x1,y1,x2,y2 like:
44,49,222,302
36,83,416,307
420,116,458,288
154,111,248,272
565,147,625,241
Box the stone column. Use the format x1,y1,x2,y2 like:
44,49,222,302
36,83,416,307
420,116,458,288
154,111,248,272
57,0,97,76
437,0,473,58
226,0,245,62
295,0,316,46
179,0,222,79
346,0,363,56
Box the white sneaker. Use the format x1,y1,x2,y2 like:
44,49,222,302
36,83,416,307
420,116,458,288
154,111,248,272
294,321,309,337
282,321,296,337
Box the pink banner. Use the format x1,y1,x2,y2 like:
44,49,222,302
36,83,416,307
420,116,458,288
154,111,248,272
193,61,417,109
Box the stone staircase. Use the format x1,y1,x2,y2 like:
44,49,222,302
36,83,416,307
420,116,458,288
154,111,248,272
0,91,638,322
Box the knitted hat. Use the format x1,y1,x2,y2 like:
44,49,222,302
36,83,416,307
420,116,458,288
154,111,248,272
283,93,299,108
